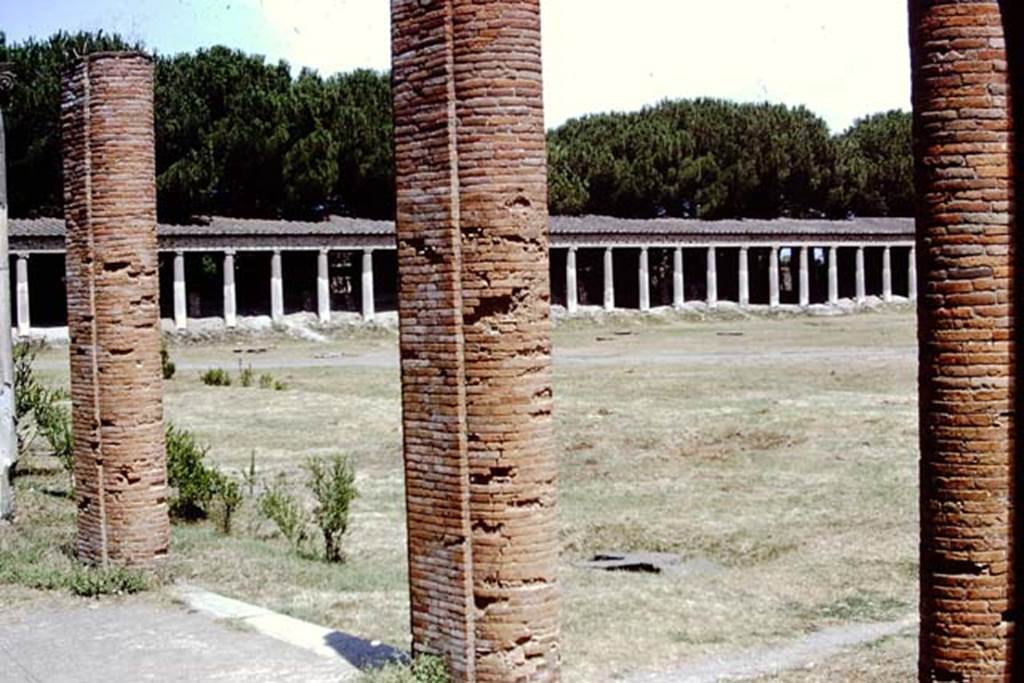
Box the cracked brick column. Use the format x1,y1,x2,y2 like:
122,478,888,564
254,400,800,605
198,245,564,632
392,1,559,680
911,1,1016,679
62,53,169,568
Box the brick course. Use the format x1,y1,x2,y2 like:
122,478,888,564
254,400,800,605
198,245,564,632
61,53,169,567
392,1,559,680
912,1,1016,679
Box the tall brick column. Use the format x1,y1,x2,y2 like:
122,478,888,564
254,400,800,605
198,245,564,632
911,2,1016,679
392,1,559,680
62,53,169,567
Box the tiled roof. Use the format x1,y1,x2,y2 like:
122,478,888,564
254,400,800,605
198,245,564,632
548,215,914,236
10,214,914,238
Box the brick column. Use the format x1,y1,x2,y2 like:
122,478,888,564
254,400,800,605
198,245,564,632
912,1,1015,680
603,247,615,311
61,52,168,567
392,1,559,679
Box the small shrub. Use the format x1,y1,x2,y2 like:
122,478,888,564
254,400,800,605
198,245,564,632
361,655,450,683
305,455,358,563
34,393,73,480
161,340,176,380
165,424,216,520
238,364,255,388
258,373,275,390
13,340,46,454
200,368,232,387
13,341,74,483
213,471,244,535
258,477,310,552
273,379,287,391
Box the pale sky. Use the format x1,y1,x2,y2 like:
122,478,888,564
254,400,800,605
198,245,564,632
0,0,912,132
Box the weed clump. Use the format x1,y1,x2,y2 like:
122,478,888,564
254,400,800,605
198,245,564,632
161,340,176,380
212,471,244,535
0,555,150,598
200,368,232,386
258,477,310,552
361,655,449,683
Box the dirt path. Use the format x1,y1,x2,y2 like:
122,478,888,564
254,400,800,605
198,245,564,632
627,616,917,683
37,345,909,372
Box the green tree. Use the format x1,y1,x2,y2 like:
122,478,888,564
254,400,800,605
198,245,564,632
0,31,139,217
830,110,913,217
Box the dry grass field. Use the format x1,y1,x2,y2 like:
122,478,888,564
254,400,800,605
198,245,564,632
1,307,919,681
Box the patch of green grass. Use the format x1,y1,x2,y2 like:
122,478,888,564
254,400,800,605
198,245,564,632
794,592,909,624
0,469,153,598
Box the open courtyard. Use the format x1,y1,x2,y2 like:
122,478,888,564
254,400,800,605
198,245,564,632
2,307,919,681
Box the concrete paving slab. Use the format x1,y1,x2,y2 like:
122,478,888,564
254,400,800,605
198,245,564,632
0,600,360,682
176,584,405,671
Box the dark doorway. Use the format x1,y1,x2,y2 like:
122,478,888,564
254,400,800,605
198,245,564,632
613,248,640,309
30,254,68,327
185,252,224,319
374,250,399,313
236,251,272,317
550,248,567,308
683,248,707,302
283,251,317,315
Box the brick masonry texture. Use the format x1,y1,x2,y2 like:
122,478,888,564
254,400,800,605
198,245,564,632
61,53,170,568
392,1,559,680
912,1,1017,680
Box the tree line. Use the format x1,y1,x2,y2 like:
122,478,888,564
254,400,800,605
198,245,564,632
0,31,913,223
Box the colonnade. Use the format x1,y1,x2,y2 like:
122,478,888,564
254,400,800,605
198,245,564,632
564,243,917,312
8,242,916,332
167,247,379,330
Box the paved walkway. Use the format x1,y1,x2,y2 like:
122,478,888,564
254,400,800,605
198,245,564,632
0,597,373,682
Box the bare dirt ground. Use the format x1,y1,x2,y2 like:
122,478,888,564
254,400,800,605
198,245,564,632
3,307,919,681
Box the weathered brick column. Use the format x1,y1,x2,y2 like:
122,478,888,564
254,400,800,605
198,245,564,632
62,53,169,567
911,2,1016,679
392,1,559,680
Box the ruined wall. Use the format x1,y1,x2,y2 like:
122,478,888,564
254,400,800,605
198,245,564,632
392,0,559,679
912,1,1016,679
62,53,169,567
